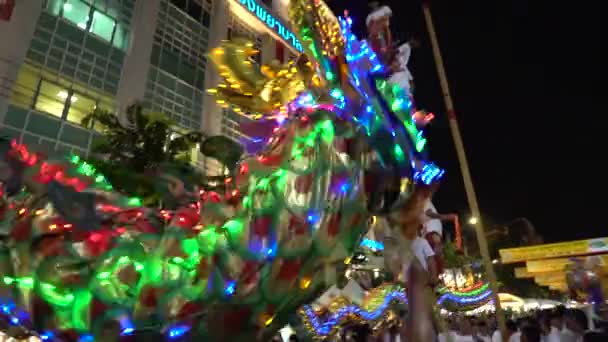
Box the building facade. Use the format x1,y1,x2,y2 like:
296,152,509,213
0,0,300,174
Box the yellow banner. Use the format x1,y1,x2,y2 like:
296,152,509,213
548,284,568,292
526,255,608,273
515,267,534,278
499,238,608,264
534,273,566,285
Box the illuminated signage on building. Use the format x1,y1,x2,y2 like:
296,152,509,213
238,0,303,52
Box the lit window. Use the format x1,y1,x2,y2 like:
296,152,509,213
67,91,97,126
62,0,91,30
89,10,115,42
34,81,69,118
46,0,64,16
113,22,129,50
10,66,39,109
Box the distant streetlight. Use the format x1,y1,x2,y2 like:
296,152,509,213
468,216,479,225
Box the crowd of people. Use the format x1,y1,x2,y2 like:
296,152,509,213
438,306,608,342
271,306,608,341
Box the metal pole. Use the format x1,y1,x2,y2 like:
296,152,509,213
421,3,508,339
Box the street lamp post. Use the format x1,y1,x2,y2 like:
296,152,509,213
421,3,508,339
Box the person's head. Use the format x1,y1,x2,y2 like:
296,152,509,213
521,325,542,342
459,318,472,335
566,309,588,333
477,321,489,336
506,320,518,337
584,331,608,342
550,310,563,329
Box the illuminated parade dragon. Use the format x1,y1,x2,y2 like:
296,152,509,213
0,0,444,340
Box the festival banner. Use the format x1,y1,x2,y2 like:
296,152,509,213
499,238,608,264
514,267,534,279
548,284,568,291
534,272,566,285
526,255,608,273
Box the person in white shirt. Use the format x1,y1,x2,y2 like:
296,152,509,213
474,321,492,342
454,318,475,342
492,320,518,342
386,184,440,342
562,309,588,342
418,186,458,276
542,312,562,342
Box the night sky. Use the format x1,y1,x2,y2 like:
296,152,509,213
326,0,604,243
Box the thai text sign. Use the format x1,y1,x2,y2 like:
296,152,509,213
499,238,608,264
237,0,304,52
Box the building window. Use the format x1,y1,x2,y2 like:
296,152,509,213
62,0,91,29
46,0,129,50
202,10,210,27
112,22,129,50
89,10,115,42
35,80,69,118
31,79,99,125
67,90,97,125
10,66,39,109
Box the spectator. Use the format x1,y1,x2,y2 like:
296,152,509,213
455,318,475,342
563,309,588,342
521,325,542,342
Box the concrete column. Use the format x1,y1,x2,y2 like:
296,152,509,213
200,0,230,175
261,34,275,65
0,0,43,122
202,0,229,138
115,0,161,114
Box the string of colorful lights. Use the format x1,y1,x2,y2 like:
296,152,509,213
299,282,493,337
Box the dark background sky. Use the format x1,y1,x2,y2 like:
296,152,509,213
326,0,604,243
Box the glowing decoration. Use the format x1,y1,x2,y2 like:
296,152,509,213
299,285,407,338
299,283,493,338
360,238,384,251
0,0,446,339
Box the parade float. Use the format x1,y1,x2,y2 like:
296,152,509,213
0,0,449,340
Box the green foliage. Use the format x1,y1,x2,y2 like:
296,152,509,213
443,240,474,269
82,104,206,204
82,104,203,172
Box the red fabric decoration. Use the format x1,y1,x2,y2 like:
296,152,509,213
252,216,272,236
172,207,199,228
241,261,259,284
177,301,202,320
327,213,341,237
278,260,301,281
140,286,160,307
91,298,109,318
11,218,32,242
288,215,307,235
295,174,313,193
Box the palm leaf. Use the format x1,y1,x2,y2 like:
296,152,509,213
200,135,244,171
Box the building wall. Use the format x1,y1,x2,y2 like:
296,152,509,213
1,0,135,156
0,0,299,174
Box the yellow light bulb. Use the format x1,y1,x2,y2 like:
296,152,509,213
300,277,312,289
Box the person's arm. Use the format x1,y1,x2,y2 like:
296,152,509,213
425,209,457,222
427,255,438,285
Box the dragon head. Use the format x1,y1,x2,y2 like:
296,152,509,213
208,0,443,214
